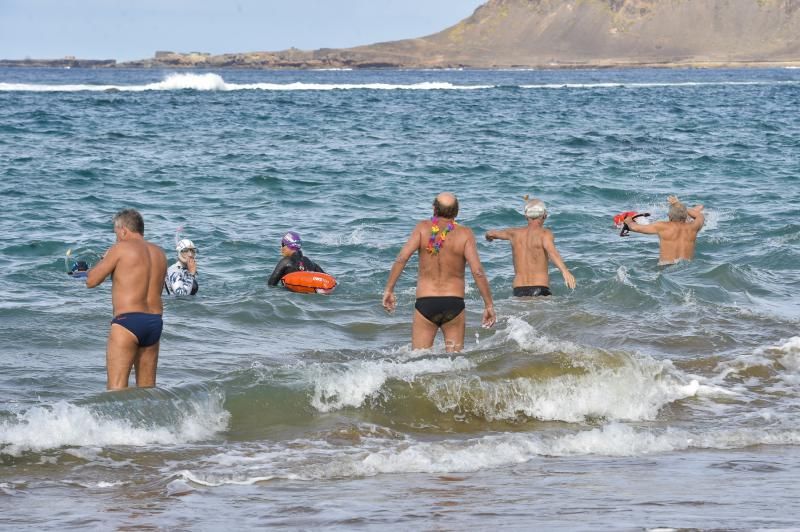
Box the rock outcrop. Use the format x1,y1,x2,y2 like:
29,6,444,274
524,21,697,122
9,1,800,69
124,0,800,68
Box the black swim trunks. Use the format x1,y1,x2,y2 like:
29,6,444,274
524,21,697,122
111,312,163,347
414,297,465,326
513,286,552,297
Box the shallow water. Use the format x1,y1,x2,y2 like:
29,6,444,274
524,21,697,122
1,67,799,529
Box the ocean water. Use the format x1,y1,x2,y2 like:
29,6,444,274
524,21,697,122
1,67,799,530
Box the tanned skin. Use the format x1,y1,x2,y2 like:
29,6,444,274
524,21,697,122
485,215,576,290
625,195,704,264
86,220,167,390
383,193,496,352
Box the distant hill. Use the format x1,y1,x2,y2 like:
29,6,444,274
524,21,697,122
129,0,800,68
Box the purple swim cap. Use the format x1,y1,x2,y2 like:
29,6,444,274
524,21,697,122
281,231,302,250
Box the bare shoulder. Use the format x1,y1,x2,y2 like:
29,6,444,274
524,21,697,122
456,224,476,243
147,241,167,258
651,221,671,231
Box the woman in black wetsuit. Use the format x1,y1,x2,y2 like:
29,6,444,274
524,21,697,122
267,231,325,287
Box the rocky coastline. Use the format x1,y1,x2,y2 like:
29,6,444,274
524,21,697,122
3,0,799,71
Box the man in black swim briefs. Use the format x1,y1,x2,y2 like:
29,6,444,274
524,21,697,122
86,209,167,390
485,195,576,297
383,192,495,353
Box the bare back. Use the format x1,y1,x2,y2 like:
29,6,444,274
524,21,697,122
88,238,167,315
506,226,552,287
414,220,471,298
654,221,701,263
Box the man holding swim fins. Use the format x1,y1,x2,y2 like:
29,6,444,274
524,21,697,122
624,195,705,264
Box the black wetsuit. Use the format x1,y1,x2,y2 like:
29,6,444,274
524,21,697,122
267,250,325,286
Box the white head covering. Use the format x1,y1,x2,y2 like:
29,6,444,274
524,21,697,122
523,196,547,220
176,239,196,257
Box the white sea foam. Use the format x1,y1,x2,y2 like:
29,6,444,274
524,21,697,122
424,353,699,423
230,80,492,91
0,73,492,93
306,355,473,412
520,81,800,90
318,225,368,246
459,316,703,422
0,396,229,456
175,423,800,484
704,337,800,409
3,73,795,93
616,265,634,286
775,336,800,369
96,480,126,488
499,315,582,354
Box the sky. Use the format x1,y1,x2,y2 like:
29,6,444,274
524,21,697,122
0,0,486,61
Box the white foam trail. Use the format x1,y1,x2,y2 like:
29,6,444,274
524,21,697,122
462,316,704,422
230,81,492,91
175,423,800,484
713,336,800,384
616,265,634,286
5,73,795,93
318,226,368,246
775,336,800,366
500,315,582,354
0,73,491,92
520,80,800,89
306,356,473,412
0,397,229,456
424,355,699,423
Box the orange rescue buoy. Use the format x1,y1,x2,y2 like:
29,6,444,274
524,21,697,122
281,271,338,294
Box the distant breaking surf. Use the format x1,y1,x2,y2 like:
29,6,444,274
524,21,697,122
0,73,491,92
0,72,797,92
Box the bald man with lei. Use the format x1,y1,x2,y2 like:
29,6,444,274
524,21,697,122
383,192,496,353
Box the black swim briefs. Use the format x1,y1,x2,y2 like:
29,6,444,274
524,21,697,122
414,297,465,326
513,286,552,297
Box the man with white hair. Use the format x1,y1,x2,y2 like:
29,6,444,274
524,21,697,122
624,195,705,264
485,195,576,296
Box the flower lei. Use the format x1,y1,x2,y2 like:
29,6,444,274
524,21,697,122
426,216,456,255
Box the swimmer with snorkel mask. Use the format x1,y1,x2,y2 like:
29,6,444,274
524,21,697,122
164,239,199,295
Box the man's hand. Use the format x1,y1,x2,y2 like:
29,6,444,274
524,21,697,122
482,305,496,328
485,231,495,241
667,195,680,205
563,270,576,289
382,291,397,313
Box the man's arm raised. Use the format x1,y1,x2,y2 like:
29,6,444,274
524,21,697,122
485,228,512,242
687,204,705,231
86,245,119,288
382,225,421,312
542,231,576,289
464,229,496,327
